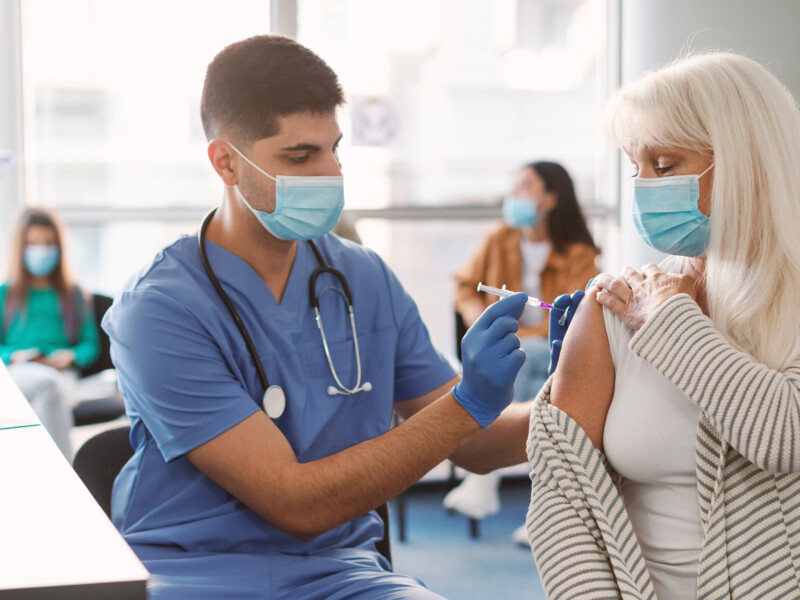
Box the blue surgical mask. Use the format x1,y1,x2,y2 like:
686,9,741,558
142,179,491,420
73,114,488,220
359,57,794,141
227,142,344,241
502,196,540,229
24,244,60,277
632,163,714,257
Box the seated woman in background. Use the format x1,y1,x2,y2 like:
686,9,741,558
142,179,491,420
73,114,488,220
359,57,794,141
1,208,99,461
446,161,599,538
527,52,800,599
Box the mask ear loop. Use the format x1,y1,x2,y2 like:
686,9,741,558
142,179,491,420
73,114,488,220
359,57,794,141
697,163,715,180
223,141,278,181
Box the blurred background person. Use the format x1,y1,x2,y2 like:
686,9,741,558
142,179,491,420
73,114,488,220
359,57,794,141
332,212,363,245
0,208,99,461
445,160,599,541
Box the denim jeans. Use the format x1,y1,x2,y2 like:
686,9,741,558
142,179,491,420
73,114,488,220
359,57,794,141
8,362,76,461
513,336,550,403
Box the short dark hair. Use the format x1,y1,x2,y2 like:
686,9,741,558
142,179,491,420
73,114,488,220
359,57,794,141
525,161,598,254
200,35,345,144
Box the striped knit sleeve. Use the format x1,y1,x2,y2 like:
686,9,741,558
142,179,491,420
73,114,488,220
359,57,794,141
526,381,655,599
629,293,800,474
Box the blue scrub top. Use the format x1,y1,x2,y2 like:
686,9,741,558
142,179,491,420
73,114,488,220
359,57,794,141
103,233,455,558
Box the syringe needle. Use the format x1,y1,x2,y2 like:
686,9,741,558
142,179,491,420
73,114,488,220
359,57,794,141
477,282,564,311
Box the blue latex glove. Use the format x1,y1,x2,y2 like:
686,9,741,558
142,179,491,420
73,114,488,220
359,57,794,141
452,293,527,428
547,289,587,375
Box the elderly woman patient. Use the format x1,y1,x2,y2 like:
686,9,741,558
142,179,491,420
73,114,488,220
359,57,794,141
525,52,800,599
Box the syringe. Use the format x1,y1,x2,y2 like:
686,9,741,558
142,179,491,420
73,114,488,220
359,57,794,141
477,282,564,311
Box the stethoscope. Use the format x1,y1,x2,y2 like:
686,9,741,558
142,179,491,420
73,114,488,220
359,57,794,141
198,208,372,419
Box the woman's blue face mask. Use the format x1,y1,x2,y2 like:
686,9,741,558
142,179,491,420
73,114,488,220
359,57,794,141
502,196,541,229
632,163,714,257
24,244,60,277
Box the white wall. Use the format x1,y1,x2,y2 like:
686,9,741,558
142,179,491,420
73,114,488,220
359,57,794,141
610,0,800,272
0,0,24,274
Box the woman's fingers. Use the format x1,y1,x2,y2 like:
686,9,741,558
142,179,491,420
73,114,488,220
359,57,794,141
594,274,631,303
641,263,668,280
621,266,645,288
595,289,626,319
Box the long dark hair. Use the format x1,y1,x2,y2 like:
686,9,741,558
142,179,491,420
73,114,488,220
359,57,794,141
3,208,81,341
526,161,597,254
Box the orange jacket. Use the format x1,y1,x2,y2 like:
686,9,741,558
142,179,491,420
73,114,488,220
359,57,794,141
454,224,599,339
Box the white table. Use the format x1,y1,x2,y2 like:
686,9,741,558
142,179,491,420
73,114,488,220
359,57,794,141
0,363,148,599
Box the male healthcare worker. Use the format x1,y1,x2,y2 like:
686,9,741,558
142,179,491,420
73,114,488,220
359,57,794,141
103,35,533,600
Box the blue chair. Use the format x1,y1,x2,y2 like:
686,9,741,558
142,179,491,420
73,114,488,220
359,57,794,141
72,293,126,426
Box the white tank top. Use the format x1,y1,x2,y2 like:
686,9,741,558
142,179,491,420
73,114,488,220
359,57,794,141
519,239,550,326
602,258,703,599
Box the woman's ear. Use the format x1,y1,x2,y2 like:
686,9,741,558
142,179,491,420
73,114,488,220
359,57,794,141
539,191,557,213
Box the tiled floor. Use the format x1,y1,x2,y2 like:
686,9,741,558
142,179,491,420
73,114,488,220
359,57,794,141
389,479,546,600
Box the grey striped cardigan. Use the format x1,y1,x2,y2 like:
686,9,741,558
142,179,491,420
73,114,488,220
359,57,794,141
525,294,800,599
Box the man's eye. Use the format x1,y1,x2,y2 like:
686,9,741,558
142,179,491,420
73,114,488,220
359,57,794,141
289,155,310,164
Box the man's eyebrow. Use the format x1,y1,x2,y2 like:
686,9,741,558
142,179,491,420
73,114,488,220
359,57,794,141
279,143,321,152
279,134,343,152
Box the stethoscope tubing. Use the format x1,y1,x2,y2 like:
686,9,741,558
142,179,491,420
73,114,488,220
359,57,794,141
199,208,271,392
197,207,369,403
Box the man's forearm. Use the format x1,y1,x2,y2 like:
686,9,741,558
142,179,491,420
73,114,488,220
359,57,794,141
277,392,482,539
448,401,531,474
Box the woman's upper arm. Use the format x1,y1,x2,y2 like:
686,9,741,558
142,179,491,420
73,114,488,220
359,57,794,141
550,286,615,450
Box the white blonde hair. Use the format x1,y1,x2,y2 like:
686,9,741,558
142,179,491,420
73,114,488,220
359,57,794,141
606,52,800,371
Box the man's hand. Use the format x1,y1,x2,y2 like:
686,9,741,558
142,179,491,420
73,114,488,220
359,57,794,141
452,293,527,428
547,290,585,375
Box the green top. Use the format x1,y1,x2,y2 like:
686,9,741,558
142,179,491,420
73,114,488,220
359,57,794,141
0,283,100,368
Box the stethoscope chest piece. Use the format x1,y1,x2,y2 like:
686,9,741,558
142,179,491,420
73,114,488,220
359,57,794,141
263,385,286,419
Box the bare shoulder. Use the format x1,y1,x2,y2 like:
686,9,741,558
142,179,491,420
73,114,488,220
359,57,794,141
550,285,614,450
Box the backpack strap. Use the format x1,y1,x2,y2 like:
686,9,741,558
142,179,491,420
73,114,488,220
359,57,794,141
1,286,12,345
67,285,88,347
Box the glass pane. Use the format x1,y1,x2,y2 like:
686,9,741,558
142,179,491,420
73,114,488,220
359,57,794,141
67,221,199,296
299,0,607,357
297,0,604,209
21,0,270,209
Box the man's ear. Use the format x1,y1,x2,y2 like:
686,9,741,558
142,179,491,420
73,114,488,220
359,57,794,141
207,139,239,186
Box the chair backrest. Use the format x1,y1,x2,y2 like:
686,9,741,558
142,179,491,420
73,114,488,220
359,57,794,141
78,293,115,379
454,309,468,363
73,424,394,567
375,501,392,567
73,425,133,517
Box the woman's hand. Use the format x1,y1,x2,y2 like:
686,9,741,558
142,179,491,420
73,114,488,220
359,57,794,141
594,264,697,331
44,349,76,371
10,348,42,363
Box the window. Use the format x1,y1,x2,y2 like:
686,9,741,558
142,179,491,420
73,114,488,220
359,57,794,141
297,0,607,356
20,0,270,291
20,0,608,357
